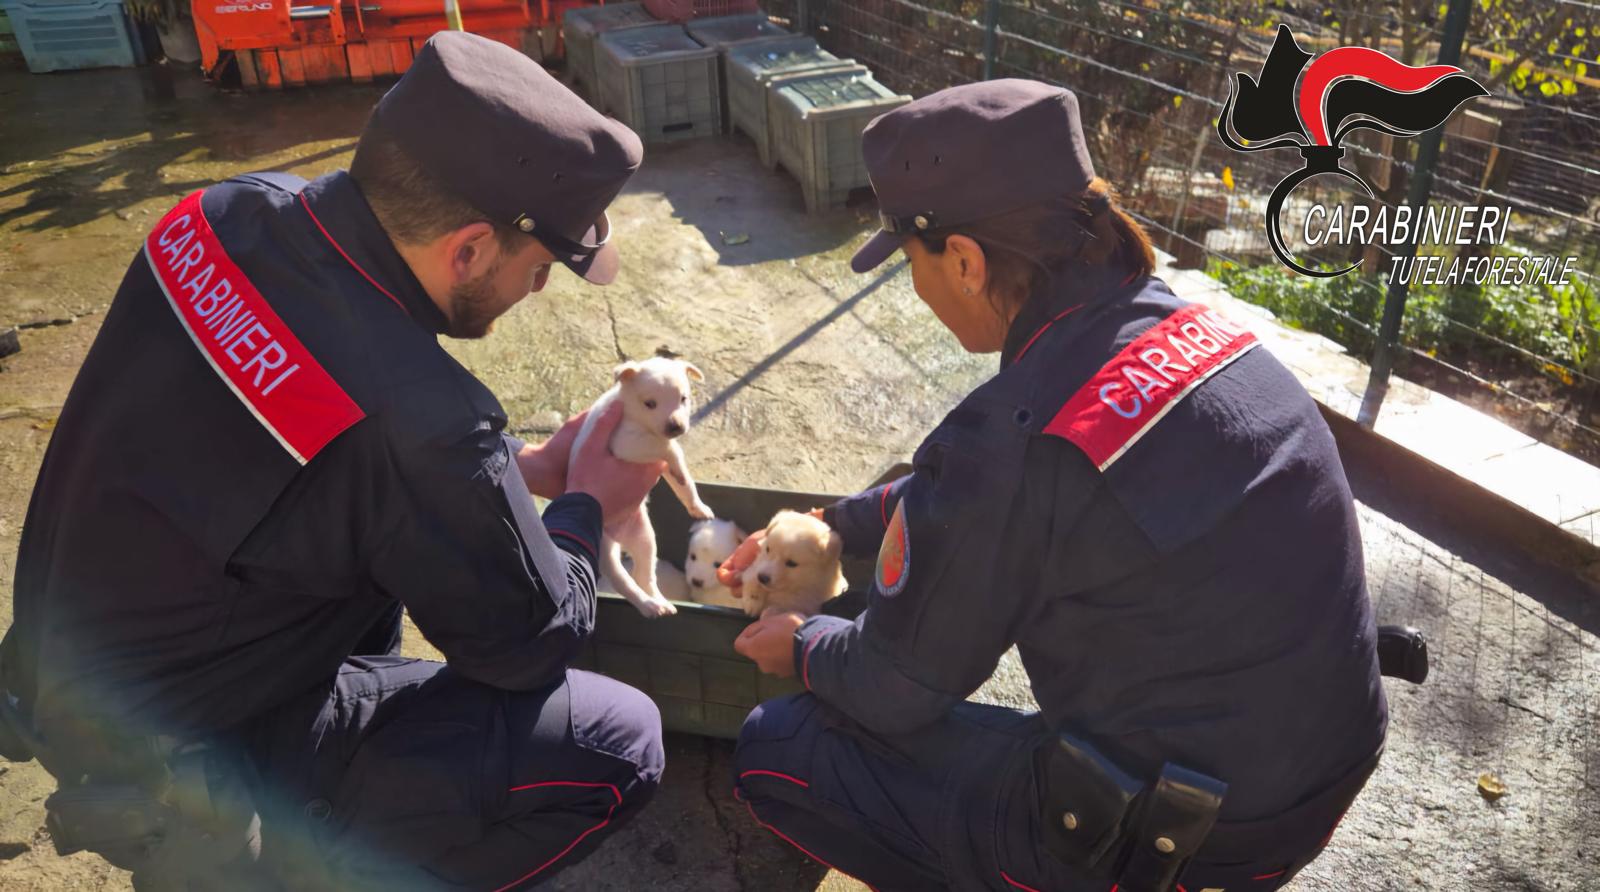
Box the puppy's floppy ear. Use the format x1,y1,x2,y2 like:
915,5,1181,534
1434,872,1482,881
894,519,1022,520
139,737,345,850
614,361,641,383
766,510,792,534
682,362,705,383
825,530,844,560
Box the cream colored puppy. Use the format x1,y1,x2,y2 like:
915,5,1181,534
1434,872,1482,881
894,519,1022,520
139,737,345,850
739,511,845,617
569,356,713,618
684,519,747,609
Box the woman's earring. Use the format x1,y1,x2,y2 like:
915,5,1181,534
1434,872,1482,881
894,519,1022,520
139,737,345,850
963,286,972,295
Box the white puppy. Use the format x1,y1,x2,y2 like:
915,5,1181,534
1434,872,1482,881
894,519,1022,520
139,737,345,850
599,556,690,602
570,357,713,618
684,519,747,609
739,511,845,618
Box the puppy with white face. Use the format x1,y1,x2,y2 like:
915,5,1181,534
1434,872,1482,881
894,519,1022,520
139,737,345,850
740,510,845,618
569,356,713,618
684,519,747,609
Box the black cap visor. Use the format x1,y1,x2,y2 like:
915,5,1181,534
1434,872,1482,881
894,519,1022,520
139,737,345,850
536,212,617,285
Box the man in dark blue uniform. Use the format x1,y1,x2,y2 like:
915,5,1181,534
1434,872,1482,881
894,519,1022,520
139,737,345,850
728,81,1389,891
2,32,665,890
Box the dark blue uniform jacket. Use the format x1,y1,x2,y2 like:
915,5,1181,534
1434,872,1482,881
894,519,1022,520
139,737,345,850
806,267,1388,823
4,172,603,750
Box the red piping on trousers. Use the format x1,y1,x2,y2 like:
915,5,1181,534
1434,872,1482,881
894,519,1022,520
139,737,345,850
490,781,621,892
741,799,880,892
879,484,891,528
298,193,409,316
1000,870,1045,892
1254,868,1288,880
738,769,811,788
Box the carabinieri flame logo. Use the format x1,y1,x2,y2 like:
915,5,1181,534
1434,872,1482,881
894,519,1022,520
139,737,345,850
1217,25,1489,277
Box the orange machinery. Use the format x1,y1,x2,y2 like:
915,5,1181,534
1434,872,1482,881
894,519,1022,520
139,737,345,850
193,0,597,88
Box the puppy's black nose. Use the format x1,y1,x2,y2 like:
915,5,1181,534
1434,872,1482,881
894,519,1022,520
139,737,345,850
691,578,703,588
665,421,685,437
758,573,772,586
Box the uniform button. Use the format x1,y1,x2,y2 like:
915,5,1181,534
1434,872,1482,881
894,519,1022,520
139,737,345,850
304,799,333,822
1154,836,1176,854
1062,812,1079,831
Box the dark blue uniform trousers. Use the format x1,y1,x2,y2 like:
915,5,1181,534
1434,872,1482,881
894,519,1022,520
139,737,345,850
736,695,1306,892
735,693,1097,892
243,625,662,891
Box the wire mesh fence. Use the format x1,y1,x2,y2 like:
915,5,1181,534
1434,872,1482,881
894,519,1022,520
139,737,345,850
765,0,1600,464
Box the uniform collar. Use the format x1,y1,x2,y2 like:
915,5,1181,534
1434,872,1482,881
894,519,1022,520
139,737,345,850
1000,264,1141,369
298,171,450,335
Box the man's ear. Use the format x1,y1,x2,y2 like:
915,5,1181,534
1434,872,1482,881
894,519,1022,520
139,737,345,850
943,234,989,298
445,221,500,284
614,361,640,383
683,362,705,383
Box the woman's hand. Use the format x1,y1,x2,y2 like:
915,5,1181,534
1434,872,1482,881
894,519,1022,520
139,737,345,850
716,507,829,596
715,529,765,596
734,610,807,677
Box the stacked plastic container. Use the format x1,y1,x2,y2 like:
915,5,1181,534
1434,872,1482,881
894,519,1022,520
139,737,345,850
724,35,860,167
767,68,909,212
597,23,721,144
1,0,140,72
683,12,789,132
561,2,660,103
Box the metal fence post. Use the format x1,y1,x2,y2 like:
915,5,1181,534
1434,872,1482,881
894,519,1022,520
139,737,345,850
982,0,999,80
1356,0,1473,427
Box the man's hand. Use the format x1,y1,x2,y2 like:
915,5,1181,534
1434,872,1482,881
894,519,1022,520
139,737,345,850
734,610,806,677
515,410,590,499
565,403,666,524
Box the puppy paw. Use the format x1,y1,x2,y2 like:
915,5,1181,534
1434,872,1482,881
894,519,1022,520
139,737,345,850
688,501,714,520
635,596,678,619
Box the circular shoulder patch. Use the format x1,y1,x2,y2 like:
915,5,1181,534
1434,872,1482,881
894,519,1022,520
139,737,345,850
875,501,910,597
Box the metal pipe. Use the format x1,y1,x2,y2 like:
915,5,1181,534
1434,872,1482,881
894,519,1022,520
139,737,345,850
1356,0,1474,427
982,0,998,80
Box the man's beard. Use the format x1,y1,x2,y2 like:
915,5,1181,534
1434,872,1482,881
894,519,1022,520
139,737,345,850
445,260,507,339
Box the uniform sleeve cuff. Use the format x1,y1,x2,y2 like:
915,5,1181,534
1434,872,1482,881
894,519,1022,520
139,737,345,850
795,614,852,692
542,493,603,565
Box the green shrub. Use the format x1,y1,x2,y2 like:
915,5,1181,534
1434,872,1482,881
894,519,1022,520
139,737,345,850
1206,257,1599,387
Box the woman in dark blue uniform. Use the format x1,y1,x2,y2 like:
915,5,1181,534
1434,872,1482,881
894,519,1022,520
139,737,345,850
723,80,1388,892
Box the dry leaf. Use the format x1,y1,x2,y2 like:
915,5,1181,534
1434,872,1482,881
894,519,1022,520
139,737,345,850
1477,773,1507,802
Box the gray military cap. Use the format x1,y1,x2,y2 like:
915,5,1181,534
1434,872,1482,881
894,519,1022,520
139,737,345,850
851,79,1097,274
369,31,644,284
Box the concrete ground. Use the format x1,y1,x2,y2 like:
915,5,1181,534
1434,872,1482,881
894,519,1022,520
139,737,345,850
1,65,1597,890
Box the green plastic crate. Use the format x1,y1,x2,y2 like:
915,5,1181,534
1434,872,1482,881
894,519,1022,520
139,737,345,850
726,36,860,167
597,23,720,143
572,468,908,739
768,68,910,212
561,2,659,104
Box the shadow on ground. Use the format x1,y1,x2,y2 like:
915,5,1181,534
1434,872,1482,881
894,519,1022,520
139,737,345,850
0,66,381,233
